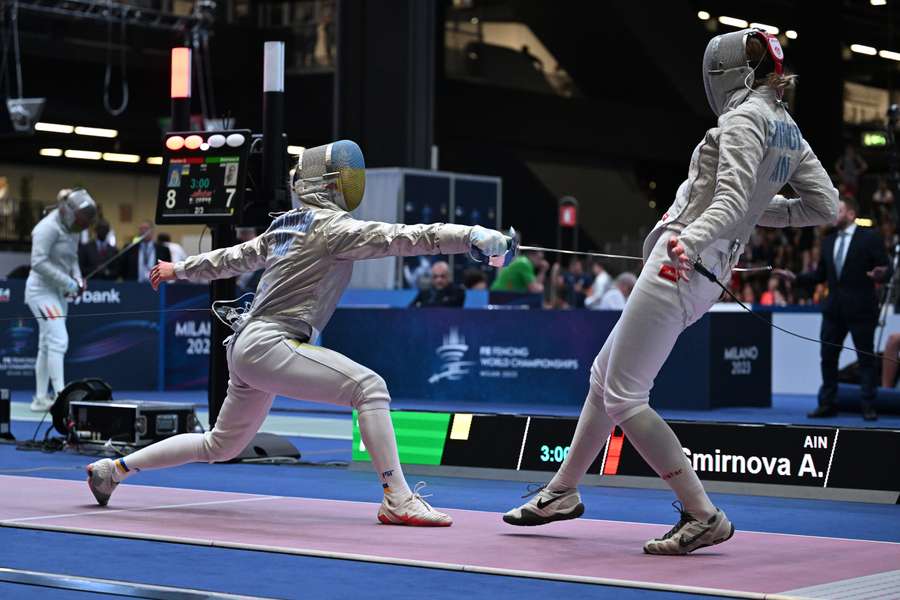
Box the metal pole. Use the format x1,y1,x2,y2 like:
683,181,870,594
262,41,287,214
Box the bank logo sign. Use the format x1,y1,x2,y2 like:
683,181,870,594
73,289,121,305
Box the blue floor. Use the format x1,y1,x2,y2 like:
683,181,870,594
3,403,899,599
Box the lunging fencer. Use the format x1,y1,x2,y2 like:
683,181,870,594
25,188,97,412
86,141,509,526
504,29,839,553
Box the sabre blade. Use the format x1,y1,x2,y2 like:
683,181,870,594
516,245,643,262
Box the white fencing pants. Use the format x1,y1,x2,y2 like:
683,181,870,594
118,319,411,496
26,292,69,400
550,230,734,516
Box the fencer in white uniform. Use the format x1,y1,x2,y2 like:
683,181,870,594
505,29,838,554
87,141,509,527
25,189,97,412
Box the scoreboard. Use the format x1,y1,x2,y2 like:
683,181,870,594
352,410,900,502
155,130,251,224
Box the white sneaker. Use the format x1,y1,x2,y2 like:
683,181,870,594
86,459,119,506
377,482,453,527
643,502,734,555
29,395,55,412
503,485,584,526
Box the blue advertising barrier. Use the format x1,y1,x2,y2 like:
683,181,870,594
0,280,771,410
0,280,159,390
324,308,772,409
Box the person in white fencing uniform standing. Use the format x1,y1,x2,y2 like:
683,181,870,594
25,188,97,412
505,29,839,554
87,140,509,527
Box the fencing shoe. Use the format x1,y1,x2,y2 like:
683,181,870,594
30,395,55,412
503,484,585,526
377,482,452,527
86,458,119,507
644,502,734,555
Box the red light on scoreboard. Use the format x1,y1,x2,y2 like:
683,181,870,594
184,135,203,150
165,136,185,151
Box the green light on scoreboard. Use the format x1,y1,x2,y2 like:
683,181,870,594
862,131,887,147
352,410,450,465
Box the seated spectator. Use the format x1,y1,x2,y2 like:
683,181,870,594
549,284,571,310
583,261,612,309
410,261,465,308
78,219,119,280
157,232,187,263
563,259,592,308
490,248,547,294
740,282,756,305
597,272,636,310
462,268,487,290
759,276,788,306
123,221,171,282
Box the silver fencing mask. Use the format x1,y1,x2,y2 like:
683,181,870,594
291,140,366,211
703,28,785,116
57,188,98,233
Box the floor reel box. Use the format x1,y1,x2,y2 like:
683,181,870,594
70,400,199,447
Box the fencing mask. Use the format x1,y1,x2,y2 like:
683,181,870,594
57,188,98,233
702,28,784,116
291,140,366,211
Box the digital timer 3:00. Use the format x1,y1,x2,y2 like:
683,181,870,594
540,445,570,463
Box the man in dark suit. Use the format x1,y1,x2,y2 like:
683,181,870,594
123,221,171,282
78,220,119,280
779,197,889,420
409,261,465,308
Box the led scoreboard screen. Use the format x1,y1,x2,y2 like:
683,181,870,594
155,130,251,224
352,410,900,498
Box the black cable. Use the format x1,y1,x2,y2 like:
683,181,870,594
693,261,900,365
11,0,22,97
198,225,209,254
103,0,128,116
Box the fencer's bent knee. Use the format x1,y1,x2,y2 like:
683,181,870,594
202,430,246,463
352,371,391,413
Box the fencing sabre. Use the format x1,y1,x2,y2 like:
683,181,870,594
471,227,771,273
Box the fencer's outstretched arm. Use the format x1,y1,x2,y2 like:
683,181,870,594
172,236,268,282
677,112,765,260
757,143,839,228
30,220,79,294
325,214,475,259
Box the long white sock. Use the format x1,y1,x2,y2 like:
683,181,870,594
109,433,213,482
618,408,716,520
47,350,65,397
357,407,412,499
34,347,49,399
548,386,613,492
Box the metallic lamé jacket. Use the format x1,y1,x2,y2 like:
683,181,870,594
173,193,473,337
25,209,81,301
645,86,839,263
